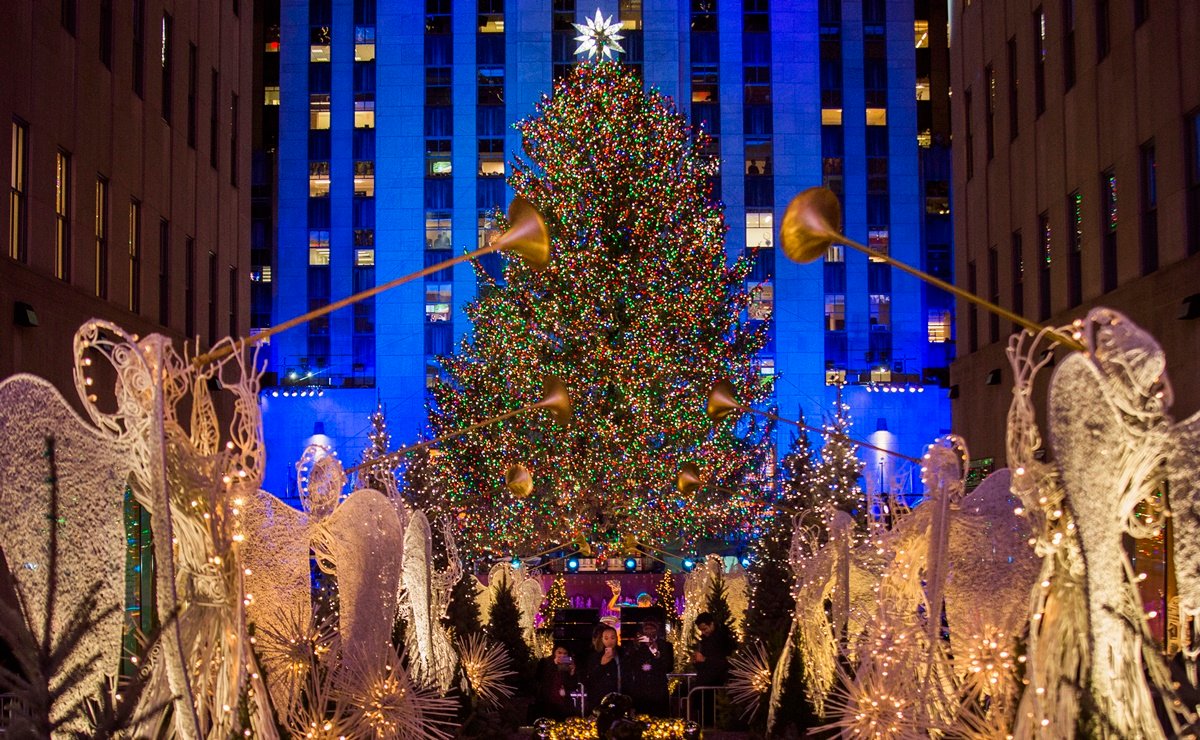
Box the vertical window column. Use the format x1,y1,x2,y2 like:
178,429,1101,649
1140,140,1158,274
1101,169,1118,292
352,0,377,386
1011,231,1024,334
55,150,71,279
95,176,109,299
9,120,28,262
1068,189,1082,306
552,0,577,83
1038,212,1051,320
690,0,720,201
159,220,170,325
129,199,141,312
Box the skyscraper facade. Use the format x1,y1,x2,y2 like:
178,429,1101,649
949,0,1200,465
258,0,951,500
2,0,253,402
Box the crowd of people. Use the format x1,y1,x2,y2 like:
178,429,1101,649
531,612,735,721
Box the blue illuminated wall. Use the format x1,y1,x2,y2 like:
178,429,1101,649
261,0,951,501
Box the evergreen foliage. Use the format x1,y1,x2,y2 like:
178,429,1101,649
486,576,534,681
444,572,484,641
428,61,773,556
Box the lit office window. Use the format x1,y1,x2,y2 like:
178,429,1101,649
354,160,375,197
354,95,375,128
355,249,375,266
264,86,280,105
310,26,331,62
745,211,773,249
55,150,71,279
868,228,890,258
869,294,891,329
309,161,330,197
478,0,504,32
309,94,331,129
821,108,843,125
308,230,330,265
425,283,452,321
824,293,845,331
747,282,773,320
928,310,951,343
426,214,452,250
865,108,888,125
914,20,928,48
355,25,376,61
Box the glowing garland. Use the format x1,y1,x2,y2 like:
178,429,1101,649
429,61,773,557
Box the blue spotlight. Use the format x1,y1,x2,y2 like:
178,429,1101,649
739,554,752,569
624,557,638,572
566,557,580,573
510,556,522,570
681,557,696,572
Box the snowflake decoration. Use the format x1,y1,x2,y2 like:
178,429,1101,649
573,8,625,60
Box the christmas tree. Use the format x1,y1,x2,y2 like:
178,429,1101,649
356,400,398,494
399,446,448,520
444,572,484,641
814,395,865,525
486,577,533,679
430,61,773,557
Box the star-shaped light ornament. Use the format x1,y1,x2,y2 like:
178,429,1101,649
573,9,625,60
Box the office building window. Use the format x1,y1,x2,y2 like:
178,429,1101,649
55,150,71,280
309,161,330,197
426,213,451,250
9,119,28,262
308,230,331,265
1063,0,1075,90
869,294,892,330
230,93,239,186
479,0,504,32
967,260,978,351
129,199,141,312
95,176,109,299
1140,140,1158,274
161,13,173,124
210,70,220,168
928,310,951,343
1033,7,1046,116
310,94,331,129
354,160,375,197
228,265,238,337
62,0,76,35
354,95,375,128
1008,37,1019,139
1011,231,1025,332
184,237,195,337
746,211,773,249
100,0,112,68
310,24,331,63
132,0,145,97
1102,169,1117,291
748,282,772,321
159,220,170,325
1038,212,1051,320
187,44,197,147
985,64,995,160
1068,190,1082,307
1096,0,1110,61
425,283,452,322
1135,0,1149,27
964,88,974,179
987,247,1000,342
208,251,218,347
824,294,845,331
1187,111,1200,255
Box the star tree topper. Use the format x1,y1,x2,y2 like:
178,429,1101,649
573,8,625,60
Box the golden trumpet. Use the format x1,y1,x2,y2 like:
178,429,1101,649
345,373,571,475
193,197,551,367
704,379,921,463
676,462,702,495
780,186,1083,351
505,463,534,498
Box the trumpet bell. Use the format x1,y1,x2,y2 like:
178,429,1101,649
493,196,551,269
705,379,741,422
780,187,842,264
677,462,702,495
535,375,572,426
505,463,534,498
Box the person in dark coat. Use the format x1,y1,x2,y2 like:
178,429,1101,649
532,643,580,720
691,612,733,686
583,624,623,714
624,620,674,716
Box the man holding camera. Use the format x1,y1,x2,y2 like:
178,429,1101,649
624,620,674,717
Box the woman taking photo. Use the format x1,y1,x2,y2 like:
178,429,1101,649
583,623,622,713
